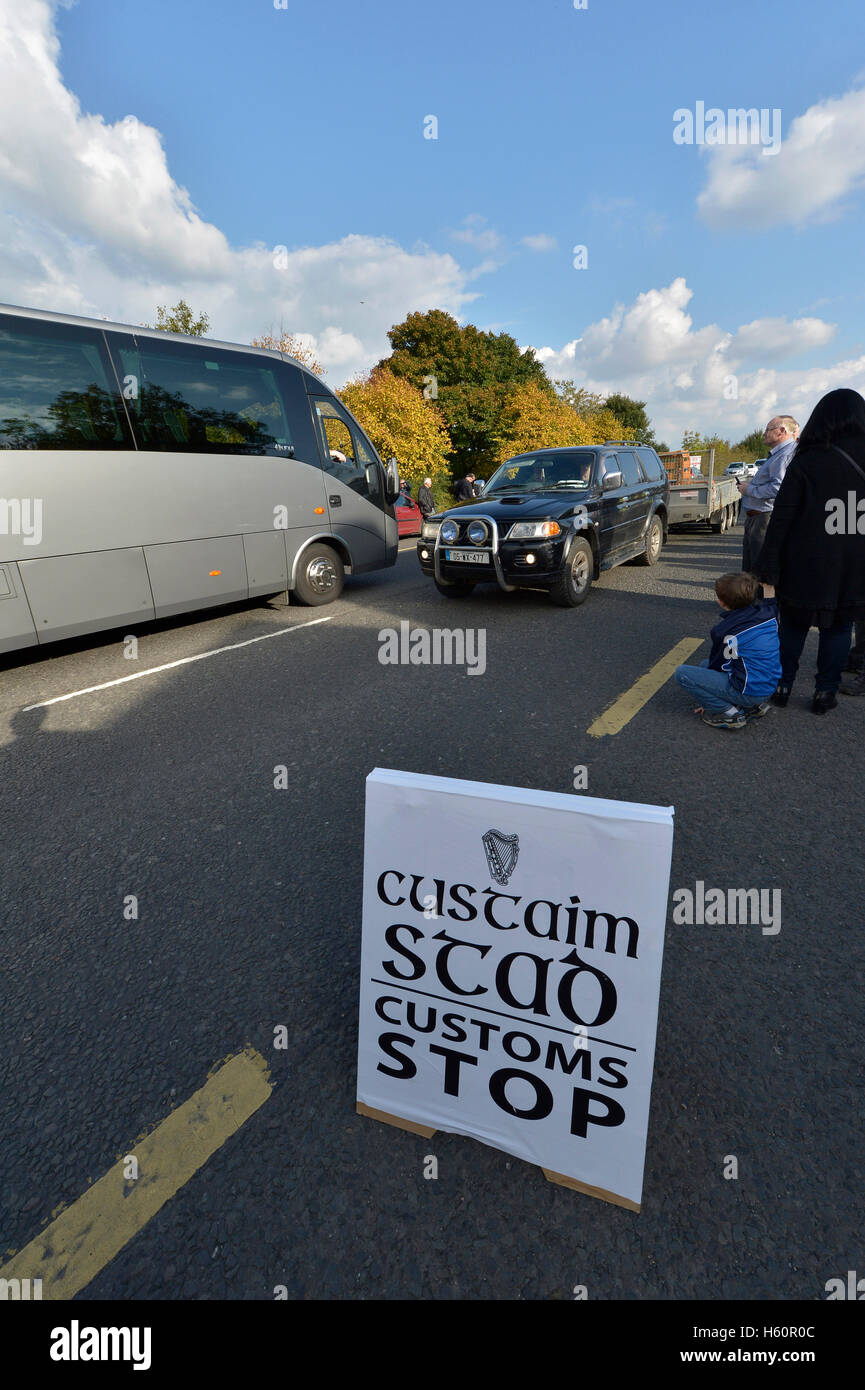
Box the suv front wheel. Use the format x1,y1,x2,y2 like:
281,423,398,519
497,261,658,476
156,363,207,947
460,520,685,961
549,537,593,607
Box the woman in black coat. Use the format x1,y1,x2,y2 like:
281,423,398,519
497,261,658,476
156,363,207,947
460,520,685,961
754,388,865,713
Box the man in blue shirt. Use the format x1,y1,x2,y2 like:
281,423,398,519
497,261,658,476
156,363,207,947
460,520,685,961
739,415,799,570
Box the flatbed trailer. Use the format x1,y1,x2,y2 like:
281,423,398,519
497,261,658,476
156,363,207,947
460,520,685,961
660,448,741,533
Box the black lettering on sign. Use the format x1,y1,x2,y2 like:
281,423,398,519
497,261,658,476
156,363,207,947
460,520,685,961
382,922,425,981
570,1087,626,1137
376,1032,416,1079
429,1045,479,1096
489,1068,554,1121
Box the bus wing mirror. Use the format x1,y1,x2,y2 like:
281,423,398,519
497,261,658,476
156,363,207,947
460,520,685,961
385,456,401,503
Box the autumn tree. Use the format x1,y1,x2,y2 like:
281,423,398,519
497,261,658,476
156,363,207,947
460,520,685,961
554,381,638,444
378,308,551,477
338,366,452,502
251,329,324,377
150,300,210,336
493,382,634,465
492,382,590,463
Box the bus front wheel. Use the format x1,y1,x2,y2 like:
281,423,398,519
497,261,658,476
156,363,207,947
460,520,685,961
292,544,345,605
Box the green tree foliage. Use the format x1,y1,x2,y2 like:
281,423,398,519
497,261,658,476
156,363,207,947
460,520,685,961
681,429,767,469
149,300,210,336
378,309,551,477
603,393,657,447
553,382,608,419
734,427,768,457
553,380,632,445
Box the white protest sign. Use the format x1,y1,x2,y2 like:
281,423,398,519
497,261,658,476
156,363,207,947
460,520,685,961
356,769,674,1210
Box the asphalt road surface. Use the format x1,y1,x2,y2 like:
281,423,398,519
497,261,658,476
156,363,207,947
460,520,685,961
1,522,862,1300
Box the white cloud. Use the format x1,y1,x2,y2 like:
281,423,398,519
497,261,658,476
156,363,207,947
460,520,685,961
697,84,865,228
0,0,480,383
450,214,503,254
728,315,835,361
527,277,854,444
521,233,557,252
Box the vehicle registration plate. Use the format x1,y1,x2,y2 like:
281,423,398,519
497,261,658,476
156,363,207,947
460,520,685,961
445,549,490,564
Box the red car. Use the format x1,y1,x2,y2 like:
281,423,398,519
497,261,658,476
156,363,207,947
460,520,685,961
395,491,423,537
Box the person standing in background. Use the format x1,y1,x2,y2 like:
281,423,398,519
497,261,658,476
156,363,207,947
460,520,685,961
754,389,865,713
739,416,799,570
417,477,435,517
454,472,476,502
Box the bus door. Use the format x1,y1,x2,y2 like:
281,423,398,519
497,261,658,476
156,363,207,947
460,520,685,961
308,395,389,572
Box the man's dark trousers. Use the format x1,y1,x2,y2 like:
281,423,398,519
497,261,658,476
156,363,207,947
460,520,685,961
742,511,771,571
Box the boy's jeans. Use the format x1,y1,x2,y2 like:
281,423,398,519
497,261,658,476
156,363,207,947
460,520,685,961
675,659,769,713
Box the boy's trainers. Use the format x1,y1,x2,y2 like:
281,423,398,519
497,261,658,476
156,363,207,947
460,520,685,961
745,700,772,720
701,707,746,730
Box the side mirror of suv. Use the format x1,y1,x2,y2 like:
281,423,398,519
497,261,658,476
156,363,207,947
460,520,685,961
602,470,623,492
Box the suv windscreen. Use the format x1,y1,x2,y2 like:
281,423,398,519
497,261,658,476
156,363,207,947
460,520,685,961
484,450,596,493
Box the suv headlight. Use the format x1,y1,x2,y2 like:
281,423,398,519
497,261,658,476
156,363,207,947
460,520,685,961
421,519,441,539
507,521,562,539
440,519,459,544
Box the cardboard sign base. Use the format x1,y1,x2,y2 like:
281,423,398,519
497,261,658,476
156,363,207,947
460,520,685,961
356,1104,639,1210
356,1102,436,1139
541,1168,640,1213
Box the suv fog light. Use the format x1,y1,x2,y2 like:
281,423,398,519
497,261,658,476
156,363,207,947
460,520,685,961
525,553,536,564
420,548,430,560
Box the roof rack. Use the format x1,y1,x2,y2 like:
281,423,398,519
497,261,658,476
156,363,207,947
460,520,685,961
603,440,644,447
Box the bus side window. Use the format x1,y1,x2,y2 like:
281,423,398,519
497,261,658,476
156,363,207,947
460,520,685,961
0,314,131,450
110,335,297,456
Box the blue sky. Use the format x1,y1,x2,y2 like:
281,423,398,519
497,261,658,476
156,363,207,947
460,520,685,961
2,0,864,443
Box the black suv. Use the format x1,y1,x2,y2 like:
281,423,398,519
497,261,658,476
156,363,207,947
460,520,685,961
417,443,669,606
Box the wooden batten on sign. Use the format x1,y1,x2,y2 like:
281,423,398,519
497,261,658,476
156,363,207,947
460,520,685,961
356,1102,436,1140
541,1168,641,1213
356,1103,640,1211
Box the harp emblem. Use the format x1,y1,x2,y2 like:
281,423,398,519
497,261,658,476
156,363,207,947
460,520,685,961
482,828,520,886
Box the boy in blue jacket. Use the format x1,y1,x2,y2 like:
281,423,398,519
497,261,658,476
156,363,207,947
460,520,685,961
675,572,781,730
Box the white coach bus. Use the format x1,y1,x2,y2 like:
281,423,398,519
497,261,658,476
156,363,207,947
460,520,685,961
0,303,401,655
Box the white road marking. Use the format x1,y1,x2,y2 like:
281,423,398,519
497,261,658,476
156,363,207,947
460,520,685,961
22,616,334,711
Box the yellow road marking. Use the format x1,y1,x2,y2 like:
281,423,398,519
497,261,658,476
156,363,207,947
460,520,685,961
588,638,704,737
0,1048,272,1300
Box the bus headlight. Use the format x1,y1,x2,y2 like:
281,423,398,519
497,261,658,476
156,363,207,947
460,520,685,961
507,520,562,539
